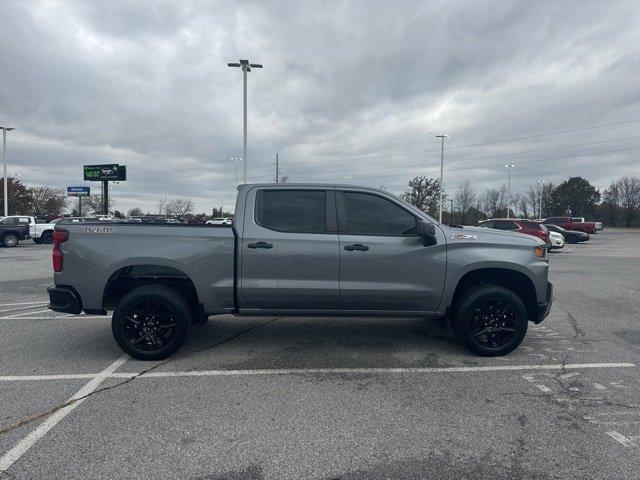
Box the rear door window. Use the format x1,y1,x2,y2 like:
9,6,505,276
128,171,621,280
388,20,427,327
256,190,328,233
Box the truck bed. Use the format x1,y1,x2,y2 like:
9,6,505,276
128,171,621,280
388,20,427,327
53,223,236,314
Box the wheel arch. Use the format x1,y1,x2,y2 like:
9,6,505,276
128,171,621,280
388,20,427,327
449,267,538,321
103,264,201,317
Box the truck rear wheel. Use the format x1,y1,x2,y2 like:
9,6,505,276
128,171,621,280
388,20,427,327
112,284,193,360
41,231,54,244
451,284,528,356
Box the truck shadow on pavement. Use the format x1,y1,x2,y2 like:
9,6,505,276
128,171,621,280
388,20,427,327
152,315,469,371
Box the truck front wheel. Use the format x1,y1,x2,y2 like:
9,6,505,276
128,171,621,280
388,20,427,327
451,284,528,356
112,285,193,360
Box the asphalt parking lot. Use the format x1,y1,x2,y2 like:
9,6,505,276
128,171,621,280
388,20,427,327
0,230,639,479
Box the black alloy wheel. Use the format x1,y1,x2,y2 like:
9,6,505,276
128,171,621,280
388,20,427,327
452,284,528,356
468,298,518,348
122,299,178,351
112,285,193,360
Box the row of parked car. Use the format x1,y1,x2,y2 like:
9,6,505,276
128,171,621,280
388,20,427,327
0,215,235,247
476,216,600,250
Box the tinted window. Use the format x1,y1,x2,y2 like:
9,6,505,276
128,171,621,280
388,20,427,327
342,192,416,235
493,220,519,230
257,190,327,233
477,221,493,228
521,220,543,230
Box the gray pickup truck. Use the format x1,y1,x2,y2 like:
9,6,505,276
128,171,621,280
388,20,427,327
48,183,552,360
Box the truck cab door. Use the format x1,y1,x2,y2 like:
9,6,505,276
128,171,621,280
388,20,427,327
336,190,446,314
239,187,339,310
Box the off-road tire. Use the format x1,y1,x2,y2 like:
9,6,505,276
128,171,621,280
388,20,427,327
451,284,528,356
112,284,193,360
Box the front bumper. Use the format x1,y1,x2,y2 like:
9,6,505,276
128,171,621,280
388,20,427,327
47,286,82,314
533,281,553,324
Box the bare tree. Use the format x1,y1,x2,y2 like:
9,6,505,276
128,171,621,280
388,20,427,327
28,186,68,216
526,186,539,218
453,180,476,224
616,176,640,227
85,194,114,214
518,194,529,219
483,186,508,217
166,198,194,216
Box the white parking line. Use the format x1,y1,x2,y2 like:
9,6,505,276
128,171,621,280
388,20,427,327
0,362,634,382
0,304,49,314
0,302,48,307
0,354,128,473
0,315,111,320
2,309,52,318
606,430,638,447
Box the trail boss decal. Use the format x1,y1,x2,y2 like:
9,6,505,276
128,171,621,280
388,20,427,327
82,226,114,233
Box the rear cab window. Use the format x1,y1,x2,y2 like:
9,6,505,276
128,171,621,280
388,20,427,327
255,189,334,233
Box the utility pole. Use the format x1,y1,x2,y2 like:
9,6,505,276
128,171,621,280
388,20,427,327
275,153,279,183
1,126,16,217
102,180,109,215
232,157,240,188
228,59,263,184
435,134,448,223
450,198,454,225
537,180,545,219
505,164,514,218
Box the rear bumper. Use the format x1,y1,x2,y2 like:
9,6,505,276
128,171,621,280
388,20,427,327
47,286,82,314
533,282,553,324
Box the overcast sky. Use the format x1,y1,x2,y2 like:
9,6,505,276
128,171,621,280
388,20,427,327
1,0,640,214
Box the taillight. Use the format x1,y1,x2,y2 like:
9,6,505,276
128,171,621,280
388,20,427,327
52,230,69,272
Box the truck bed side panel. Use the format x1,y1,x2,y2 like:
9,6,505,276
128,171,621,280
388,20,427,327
53,224,235,313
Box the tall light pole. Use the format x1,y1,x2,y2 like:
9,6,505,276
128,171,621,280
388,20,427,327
505,164,514,218
2,126,16,217
435,134,448,223
537,180,545,219
227,59,262,184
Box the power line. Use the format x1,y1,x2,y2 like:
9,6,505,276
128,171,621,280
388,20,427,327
253,144,640,182
278,135,640,177
262,117,640,167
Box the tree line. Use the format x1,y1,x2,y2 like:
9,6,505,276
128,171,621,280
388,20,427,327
402,175,640,227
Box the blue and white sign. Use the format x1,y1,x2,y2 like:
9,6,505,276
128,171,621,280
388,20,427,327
67,186,90,197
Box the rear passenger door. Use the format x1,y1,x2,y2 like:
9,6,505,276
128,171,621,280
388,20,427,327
240,187,340,310
336,190,446,313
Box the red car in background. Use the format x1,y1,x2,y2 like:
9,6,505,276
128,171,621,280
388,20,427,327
542,216,596,234
477,218,551,246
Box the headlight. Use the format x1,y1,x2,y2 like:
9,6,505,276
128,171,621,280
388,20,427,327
535,246,546,258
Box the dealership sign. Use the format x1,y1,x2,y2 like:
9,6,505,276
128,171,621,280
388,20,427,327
67,186,90,197
83,164,127,181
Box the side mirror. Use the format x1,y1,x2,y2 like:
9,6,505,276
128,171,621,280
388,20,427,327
416,220,436,237
416,220,437,245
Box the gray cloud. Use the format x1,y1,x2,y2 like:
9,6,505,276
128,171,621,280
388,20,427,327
1,0,639,213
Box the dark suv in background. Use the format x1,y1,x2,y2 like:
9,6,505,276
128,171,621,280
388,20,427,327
477,219,551,246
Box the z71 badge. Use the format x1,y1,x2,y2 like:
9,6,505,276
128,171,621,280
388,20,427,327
452,233,477,240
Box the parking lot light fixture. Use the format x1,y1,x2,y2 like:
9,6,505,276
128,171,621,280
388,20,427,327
228,60,263,184
537,180,546,219
1,126,16,217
